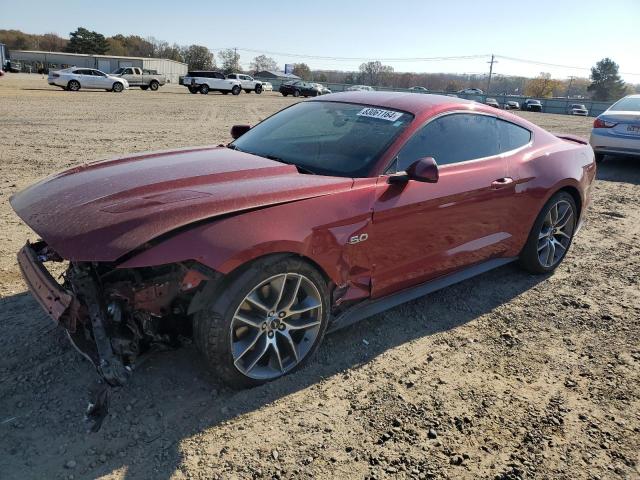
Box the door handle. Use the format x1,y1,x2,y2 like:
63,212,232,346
491,177,514,189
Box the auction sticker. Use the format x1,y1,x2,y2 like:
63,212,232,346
357,107,403,122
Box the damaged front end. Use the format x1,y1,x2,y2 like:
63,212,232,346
17,240,213,429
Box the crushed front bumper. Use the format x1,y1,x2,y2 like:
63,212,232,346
17,241,73,323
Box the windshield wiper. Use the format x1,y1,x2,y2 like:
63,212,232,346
264,154,316,175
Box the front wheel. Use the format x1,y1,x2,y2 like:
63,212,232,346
193,256,329,388
293,90,300,97
255,84,263,94
112,82,124,93
231,85,241,95
199,84,209,94
188,86,199,94
519,191,577,274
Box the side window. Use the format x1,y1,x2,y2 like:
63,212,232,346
228,74,236,79
215,72,225,79
123,68,132,75
497,120,531,153
397,113,499,170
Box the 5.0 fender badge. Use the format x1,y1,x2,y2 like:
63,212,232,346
348,233,369,245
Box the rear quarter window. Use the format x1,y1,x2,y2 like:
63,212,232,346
497,120,531,153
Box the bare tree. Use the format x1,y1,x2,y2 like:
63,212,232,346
358,61,394,86
183,45,215,70
218,49,241,74
250,55,278,73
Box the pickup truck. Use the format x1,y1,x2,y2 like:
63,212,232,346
225,73,263,93
111,67,166,91
181,71,242,95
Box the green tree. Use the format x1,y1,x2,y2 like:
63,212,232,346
218,48,241,73
292,63,311,79
183,45,214,70
65,27,109,54
588,58,627,101
250,54,278,73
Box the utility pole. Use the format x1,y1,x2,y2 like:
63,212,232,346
567,76,575,98
486,54,497,94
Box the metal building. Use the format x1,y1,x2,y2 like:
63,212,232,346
11,50,187,83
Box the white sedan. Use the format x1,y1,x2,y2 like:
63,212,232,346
261,81,273,91
590,94,640,162
48,68,129,92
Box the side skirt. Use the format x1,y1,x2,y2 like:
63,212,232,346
328,257,517,333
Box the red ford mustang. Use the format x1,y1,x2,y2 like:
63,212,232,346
11,92,596,391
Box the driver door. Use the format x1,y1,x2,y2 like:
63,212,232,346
369,112,516,298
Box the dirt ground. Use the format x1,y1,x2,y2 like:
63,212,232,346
0,73,638,480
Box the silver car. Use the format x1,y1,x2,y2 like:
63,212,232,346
590,94,640,162
568,103,588,116
48,67,129,92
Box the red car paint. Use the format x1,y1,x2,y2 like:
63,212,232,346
12,93,596,306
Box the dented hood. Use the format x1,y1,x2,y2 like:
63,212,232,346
11,146,354,261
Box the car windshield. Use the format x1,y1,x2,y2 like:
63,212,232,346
572,104,586,109
609,97,640,112
231,101,414,177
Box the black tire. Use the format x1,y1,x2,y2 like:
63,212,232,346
518,191,577,274
231,85,241,96
282,93,288,97
255,84,263,94
595,153,605,163
112,82,124,93
140,85,149,91
67,80,80,92
149,80,159,91
193,256,330,388
293,90,300,97
199,84,209,94
188,86,199,94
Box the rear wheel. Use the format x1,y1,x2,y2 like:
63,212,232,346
231,85,241,95
140,85,149,91
255,84,263,94
149,80,159,91
199,84,209,94
188,86,199,94
293,90,300,97
519,191,577,274
67,80,80,92
193,256,329,388
282,93,288,97
112,82,124,93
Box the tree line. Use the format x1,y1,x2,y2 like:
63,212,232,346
1,28,636,100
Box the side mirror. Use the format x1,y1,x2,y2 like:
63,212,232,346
388,157,439,184
230,124,251,139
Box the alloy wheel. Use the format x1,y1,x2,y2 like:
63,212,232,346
537,200,574,268
230,273,323,380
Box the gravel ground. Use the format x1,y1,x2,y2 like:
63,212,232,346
0,74,638,480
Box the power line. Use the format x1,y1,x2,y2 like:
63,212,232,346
496,55,640,76
212,47,490,63
215,47,640,78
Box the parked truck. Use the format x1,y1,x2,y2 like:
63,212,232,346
111,67,166,90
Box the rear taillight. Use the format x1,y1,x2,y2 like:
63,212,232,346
593,118,616,128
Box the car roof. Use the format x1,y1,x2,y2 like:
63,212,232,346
312,91,475,116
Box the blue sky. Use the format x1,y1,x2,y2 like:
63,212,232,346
2,0,639,81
